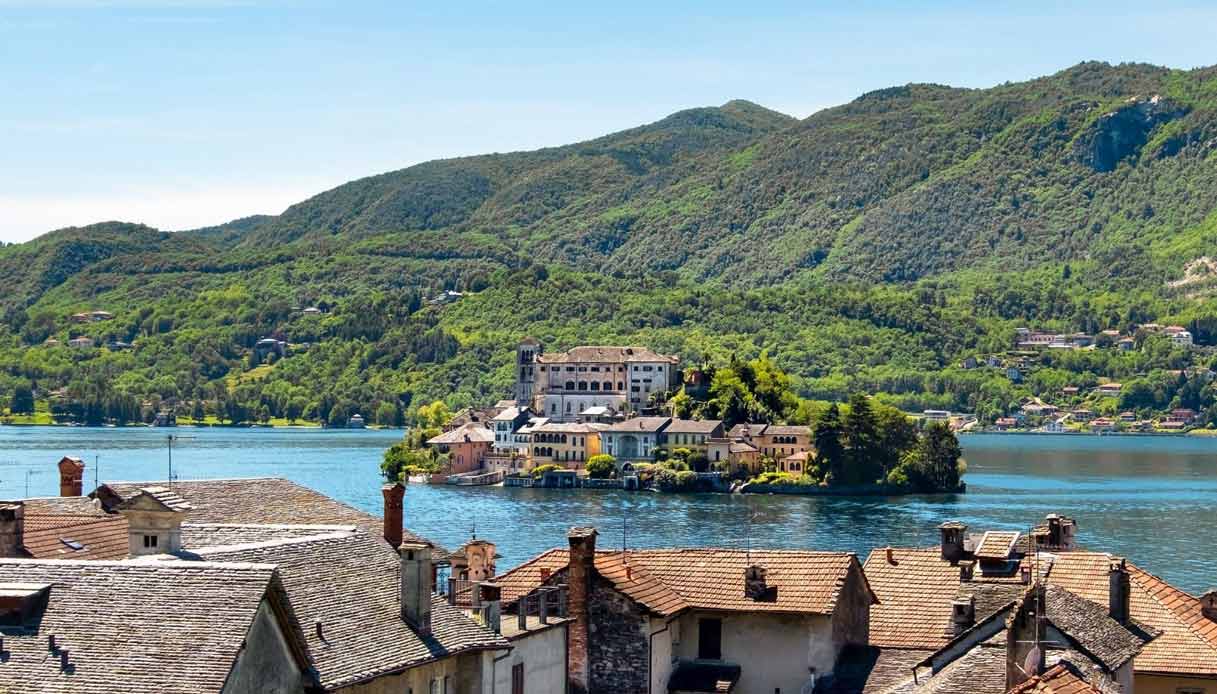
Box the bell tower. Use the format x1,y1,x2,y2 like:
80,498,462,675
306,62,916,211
514,337,542,406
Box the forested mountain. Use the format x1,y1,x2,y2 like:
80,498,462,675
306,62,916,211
5,61,1217,427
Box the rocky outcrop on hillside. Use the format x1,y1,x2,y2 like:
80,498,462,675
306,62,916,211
1072,95,1188,171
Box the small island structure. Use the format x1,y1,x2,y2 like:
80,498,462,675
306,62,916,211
381,342,966,495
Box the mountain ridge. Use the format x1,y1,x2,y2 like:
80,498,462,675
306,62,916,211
5,61,1217,426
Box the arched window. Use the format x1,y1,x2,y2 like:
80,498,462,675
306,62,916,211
618,381,624,390
604,381,612,391
566,381,575,391
591,382,600,391
578,381,588,390
561,434,568,443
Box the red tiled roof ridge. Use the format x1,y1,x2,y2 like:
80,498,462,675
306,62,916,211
1128,561,1217,653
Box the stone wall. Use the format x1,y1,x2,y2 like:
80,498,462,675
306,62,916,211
588,574,650,694
222,600,303,694
830,561,872,650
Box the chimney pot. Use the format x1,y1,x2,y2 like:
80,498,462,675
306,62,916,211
58,457,85,497
382,483,405,549
951,596,976,635
1109,557,1131,624
60,649,70,670
315,620,324,640
399,542,433,634
0,503,25,559
1200,590,1217,622
938,522,967,563
959,560,975,582
885,547,895,565
48,634,56,651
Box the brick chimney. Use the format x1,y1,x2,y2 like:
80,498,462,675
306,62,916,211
1108,557,1130,624
400,542,432,634
58,457,85,497
382,483,405,548
0,503,24,558
567,526,598,694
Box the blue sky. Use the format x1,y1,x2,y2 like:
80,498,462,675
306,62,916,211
2,1,1216,242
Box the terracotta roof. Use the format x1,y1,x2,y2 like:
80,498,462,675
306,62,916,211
863,547,1035,649
92,477,447,560
1007,663,1101,694
536,346,678,364
864,547,970,648
0,558,303,693
427,422,495,444
21,514,129,560
496,547,872,617
764,425,811,436
728,441,758,454
494,548,572,607
1045,552,1217,676
664,419,724,435
186,528,508,690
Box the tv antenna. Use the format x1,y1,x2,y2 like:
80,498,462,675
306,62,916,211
25,469,41,498
165,434,196,484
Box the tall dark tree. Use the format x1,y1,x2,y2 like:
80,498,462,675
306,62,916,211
844,393,881,484
917,423,964,492
10,383,35,415
813,403,845,481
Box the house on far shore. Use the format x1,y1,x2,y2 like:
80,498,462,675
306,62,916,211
67,336,94,349
1096,382,1124,396
427,422,495,477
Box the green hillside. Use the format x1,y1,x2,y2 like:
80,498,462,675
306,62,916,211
5,62,1217,428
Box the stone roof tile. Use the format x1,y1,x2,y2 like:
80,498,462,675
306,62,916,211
93,477,448,561
0,558,292,693
187,529,508,689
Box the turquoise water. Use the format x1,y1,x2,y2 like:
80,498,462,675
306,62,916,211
1,427,1214,593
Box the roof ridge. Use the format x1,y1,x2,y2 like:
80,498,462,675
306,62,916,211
1129,562,1217,654
102,476,288,484
0,557,280,571
188,528,361,555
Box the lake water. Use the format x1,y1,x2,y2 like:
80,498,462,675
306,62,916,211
1,427,1214,593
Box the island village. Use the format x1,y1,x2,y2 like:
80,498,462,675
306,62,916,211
1,342,1216,694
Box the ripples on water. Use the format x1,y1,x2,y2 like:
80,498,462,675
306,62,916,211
0,427,1214,592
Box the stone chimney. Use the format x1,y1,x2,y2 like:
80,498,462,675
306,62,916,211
951,595,975,635
382,483,405,548
1200,590,1217,622
938,521,968,563
567,526,598,694
399,542,433,635
0,503,24,558
58,457,85,497
1108,557,1130,624
744,564,776,602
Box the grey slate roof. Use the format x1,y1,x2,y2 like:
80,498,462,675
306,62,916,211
0,558,301,693
185,528,509,690
1043,584,1155,672
180,522,359,550
92,477,449,561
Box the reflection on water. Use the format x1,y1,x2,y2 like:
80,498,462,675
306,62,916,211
0,428,1214,592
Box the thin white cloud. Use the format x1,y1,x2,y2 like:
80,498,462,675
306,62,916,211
0,181,333,243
